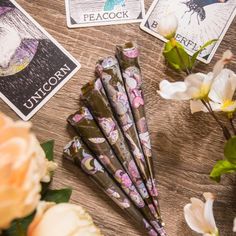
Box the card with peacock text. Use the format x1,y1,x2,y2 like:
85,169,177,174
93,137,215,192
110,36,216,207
0,0,80,121
65,0,145,28
140,0,236,64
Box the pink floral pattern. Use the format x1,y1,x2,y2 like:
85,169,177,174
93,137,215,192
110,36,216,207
123,47,140,59
98,117,119,144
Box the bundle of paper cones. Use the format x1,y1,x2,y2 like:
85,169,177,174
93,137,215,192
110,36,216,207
63,42,166,236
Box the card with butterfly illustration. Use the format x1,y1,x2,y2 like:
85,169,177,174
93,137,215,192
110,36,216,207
65,0,145,28
140,0,236,64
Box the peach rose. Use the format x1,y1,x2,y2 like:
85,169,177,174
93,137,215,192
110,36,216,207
0,113,56,229
28,202,103,236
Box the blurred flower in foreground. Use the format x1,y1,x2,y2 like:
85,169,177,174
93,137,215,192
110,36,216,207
158,14,178,40
0,113,56,229
233,218,236,232
184,192,219,236
28,201,103,236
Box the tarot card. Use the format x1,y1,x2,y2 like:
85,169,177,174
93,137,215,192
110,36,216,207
0,0,81,121
65,0,145,28
140,0,236,63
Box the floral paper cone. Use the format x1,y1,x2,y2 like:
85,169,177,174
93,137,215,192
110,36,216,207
67,107,166,235
96,56,160,219
63,136,158,236
116,42,160,215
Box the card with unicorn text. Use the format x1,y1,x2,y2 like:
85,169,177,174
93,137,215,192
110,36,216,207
65,0,145,28
0,0,80,121
140,0,236,64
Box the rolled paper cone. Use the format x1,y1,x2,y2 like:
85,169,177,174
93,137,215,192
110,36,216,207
67,107,166,235
63,136,158,236
81,78,159,219
116,42,160,215
95,57,160,219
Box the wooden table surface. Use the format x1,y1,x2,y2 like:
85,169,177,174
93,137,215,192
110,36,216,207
1,1,236,235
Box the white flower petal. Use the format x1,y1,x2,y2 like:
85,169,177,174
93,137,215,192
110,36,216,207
158,80,191,100
190,100,207,114
203,193,217,232
209,69,236,103
185,73,213,99
209,102,222,112
184,203,205,234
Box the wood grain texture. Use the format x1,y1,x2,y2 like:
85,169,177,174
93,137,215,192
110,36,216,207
1,0,236,235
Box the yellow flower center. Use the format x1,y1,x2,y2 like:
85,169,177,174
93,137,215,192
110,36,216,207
221,100,236,112
193,84,210,99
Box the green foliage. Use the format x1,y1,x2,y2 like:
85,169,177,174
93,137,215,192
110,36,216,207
210,136,236,182
190,39,217,68
41,140,54,161
210,160,236,182
2,214,34,236
163,39,217,72
224,136,236,164
42,188,72,204
40,140,55,195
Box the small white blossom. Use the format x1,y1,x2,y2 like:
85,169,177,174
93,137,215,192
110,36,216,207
184,193,219,236
158,14,178,40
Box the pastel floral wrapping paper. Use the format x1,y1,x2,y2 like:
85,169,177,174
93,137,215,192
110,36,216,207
67,107,165,235
96,56,161,220
63,136,158,236
116,42,160,215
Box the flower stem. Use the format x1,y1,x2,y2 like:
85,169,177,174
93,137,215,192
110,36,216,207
171,40,191,75
201,100,231,140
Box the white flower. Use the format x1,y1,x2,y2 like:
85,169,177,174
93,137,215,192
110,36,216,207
28,202,103,236
233,218,236,232
190,69,236,113
184,192,219,236
158,14,178,40
158,50,235,115
158,72,214,101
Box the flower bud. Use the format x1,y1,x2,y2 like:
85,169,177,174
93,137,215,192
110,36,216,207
158,14,178,40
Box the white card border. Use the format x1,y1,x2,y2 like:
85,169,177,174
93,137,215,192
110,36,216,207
65,0,145,28
0,0,81,121
140,0,236,64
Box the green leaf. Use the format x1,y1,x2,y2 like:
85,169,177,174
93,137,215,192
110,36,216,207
190,39,217,68
41,140,54,161
163,41,191,72
3,213,35,236
42,188,72,203
224,136,236,164
210,160,236,182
